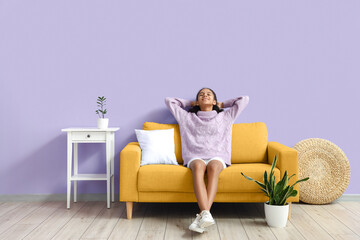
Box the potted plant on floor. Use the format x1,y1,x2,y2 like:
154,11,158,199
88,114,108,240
96,96,109,129
241,155,309,228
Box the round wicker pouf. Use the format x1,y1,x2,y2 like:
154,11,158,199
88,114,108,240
293,138,350,204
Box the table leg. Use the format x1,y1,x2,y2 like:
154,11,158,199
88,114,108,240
106,133,111,208
111,133,115,202
67,133,73,209
74,143,78,203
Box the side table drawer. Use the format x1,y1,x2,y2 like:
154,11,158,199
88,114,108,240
72,132,106,141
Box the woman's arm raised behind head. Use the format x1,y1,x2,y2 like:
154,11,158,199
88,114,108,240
223,96,250,120
165,97,192,122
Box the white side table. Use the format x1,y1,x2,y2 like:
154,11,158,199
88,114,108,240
61,127,120,209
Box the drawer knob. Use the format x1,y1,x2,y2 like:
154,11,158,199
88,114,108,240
87,134,91,138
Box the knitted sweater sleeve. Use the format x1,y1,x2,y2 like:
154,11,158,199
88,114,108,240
165,97,192,122
223,96,250,120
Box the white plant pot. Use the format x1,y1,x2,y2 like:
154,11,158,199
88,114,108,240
264,202,289,228
97,118,109,129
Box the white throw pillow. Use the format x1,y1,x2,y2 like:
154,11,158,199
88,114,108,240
135,128,178,166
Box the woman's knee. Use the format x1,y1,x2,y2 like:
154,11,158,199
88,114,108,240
207,161,224,174
190,160,206,172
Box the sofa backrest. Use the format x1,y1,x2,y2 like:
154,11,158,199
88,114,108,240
231,122,268,163
143,122,268,164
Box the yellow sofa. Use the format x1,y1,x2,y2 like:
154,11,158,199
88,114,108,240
120,122,299,219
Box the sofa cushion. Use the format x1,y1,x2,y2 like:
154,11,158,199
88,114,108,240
231,122,268,163
143,122,183,164
217,163,280,192
138,165,193,192
138,163,280,193
135,129,178,166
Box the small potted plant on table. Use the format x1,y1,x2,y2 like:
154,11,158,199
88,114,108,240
96,96,109,129
241,155,309,228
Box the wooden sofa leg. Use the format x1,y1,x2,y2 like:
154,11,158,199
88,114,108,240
126,202,133,219
288,202,292,220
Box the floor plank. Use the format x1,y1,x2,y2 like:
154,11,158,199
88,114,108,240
236,203,277,240
136,203,168,240
0,202,43,235
81,202,125,239
24,202,85,240
0,200,359,240
300,204,359,240
108,203,148,240
0,202,25,217
51,201,105,240
322,202,360,237
288,203,332,240
214,203,248,240
339,201,360,217
0,202,63,240
164,203,192,240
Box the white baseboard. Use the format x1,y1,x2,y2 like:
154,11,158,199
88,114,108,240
335,194,360,201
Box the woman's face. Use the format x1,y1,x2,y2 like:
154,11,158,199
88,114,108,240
197,88,216,106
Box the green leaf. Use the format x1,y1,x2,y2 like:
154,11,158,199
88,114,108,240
283,171,289,189
290,189,298,197
278,186,291,205
268,155,277,185
270,155,277,173
288,174,296,181
274,176,286,197
255,181,266,190
241,173,266,190
241,172,255,181
290,177,310,188
264,170,268,187
260,188,270,197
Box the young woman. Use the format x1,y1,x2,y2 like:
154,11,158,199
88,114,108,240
165,88,249,233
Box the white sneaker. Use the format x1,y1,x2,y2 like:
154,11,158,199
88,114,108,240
189,214,205,233
199,210,215,228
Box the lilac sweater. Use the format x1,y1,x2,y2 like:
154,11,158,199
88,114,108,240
165,96,249,166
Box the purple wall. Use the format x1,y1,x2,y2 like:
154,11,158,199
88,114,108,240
1,1,359,195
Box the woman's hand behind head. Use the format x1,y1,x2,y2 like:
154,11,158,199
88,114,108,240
217,102,224,109
191,101,198,107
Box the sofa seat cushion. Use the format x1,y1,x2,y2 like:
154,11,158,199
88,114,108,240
138,165,193,192
217,163,280,193
138,163,280,194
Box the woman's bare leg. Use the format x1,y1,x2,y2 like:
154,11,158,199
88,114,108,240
206,160,224,210
189,160,208,211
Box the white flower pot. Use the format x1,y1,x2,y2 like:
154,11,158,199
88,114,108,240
264,202,289,228
97,118,109,129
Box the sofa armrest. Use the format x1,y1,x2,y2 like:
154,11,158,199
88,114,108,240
267,142,299,202
120,142,141,202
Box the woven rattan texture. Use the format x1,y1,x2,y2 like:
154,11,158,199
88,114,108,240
293,138,350,204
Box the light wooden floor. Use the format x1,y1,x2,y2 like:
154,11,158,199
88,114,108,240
0,201,359,240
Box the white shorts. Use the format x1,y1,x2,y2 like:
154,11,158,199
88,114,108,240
187,157,227,169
